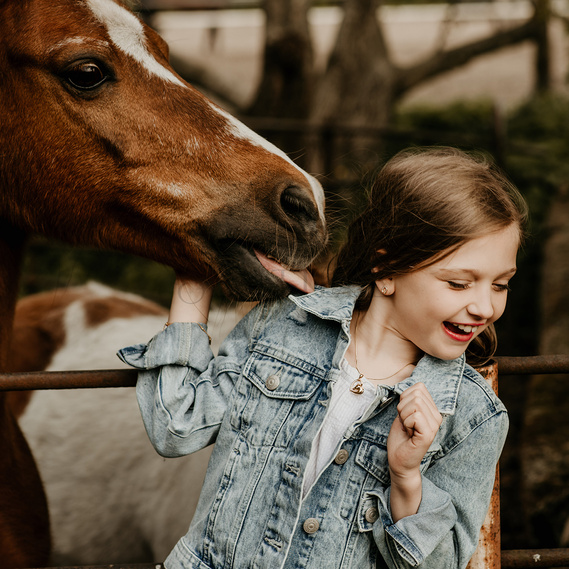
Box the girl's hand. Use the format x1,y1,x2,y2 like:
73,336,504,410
387,382,443,521
168,277,214,324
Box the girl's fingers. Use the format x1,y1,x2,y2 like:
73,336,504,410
400,409,439,439
398,400,441,431
398,384,441,418
397,384,443,440
388,384,443,476
398,395,441,428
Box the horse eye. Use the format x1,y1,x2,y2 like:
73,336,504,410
65,62,108,90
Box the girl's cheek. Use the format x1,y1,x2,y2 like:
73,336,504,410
492,300,508,323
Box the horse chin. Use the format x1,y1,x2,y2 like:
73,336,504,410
219,275,290,303
212,242,305,301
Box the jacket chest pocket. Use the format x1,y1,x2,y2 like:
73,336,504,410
228,349,326,447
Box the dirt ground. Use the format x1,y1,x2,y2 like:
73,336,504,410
153,3,569,112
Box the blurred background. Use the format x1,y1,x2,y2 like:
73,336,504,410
19,0,569,555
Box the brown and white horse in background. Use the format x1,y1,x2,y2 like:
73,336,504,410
0,0,326,565
13,283,243,564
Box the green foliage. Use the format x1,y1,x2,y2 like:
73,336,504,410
390,95,569,239
499,95,569,355
20,238,175,307
395,100,496,136
507,94,569,223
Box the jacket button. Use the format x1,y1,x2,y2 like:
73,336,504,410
266,375,280,390
303,518,320,534
365,507,379,524
334,449,349,465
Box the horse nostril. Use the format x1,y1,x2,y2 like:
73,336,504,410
280,185,319,225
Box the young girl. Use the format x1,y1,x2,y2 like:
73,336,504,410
119,147,527,569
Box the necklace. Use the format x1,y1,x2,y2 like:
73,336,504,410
350,314,415,394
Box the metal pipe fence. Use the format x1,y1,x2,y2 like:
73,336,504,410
3,355,569,392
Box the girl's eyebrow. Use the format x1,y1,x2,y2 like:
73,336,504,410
436,268,518,279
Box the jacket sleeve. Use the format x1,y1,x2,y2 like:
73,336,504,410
371,408,508,569
116,304,264,458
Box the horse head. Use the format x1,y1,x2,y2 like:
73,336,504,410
0,0,326,300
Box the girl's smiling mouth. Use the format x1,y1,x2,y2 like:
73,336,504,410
443,322,484,342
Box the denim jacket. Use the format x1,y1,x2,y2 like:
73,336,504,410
118,285,508,569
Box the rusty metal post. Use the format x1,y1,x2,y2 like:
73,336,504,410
467,361,501,569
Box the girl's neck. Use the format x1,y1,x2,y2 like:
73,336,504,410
346,297,422,386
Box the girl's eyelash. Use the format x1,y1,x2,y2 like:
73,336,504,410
447,281,511,291
448,281,469,289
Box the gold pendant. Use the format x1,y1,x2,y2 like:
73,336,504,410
350,375,365,394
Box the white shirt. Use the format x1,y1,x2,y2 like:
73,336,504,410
303,358,376,496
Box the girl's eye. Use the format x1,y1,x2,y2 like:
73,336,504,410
493,283,511,292
448,281,469,290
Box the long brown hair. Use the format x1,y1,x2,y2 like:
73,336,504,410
332,147,528,365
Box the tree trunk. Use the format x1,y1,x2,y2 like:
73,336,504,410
248,1,312,112
534,0,551,92
311,0,392,127
248,0,313,119
308,0,396,175
247,0,313,157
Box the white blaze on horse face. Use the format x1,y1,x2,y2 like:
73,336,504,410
214,106,326,223
85,0,185,87
84,0,325,223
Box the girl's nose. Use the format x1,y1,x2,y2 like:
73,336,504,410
467,290,494,320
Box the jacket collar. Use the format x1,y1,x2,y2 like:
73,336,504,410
288,285,361,322
394,354,465,416
289,285,464,416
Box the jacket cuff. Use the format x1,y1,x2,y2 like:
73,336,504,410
117,322,213,371
374,475,458,566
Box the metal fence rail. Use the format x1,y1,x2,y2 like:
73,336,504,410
502,548,569,567
3,355,569,392
0,369,137,391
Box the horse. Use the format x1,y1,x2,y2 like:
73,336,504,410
0,0,326,564
14,283,244,564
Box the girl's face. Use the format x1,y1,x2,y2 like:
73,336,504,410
384,224,520,361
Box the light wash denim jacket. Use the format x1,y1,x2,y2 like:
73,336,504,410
118,285,508,569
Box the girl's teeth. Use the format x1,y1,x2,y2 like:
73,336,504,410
456,324,475,333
